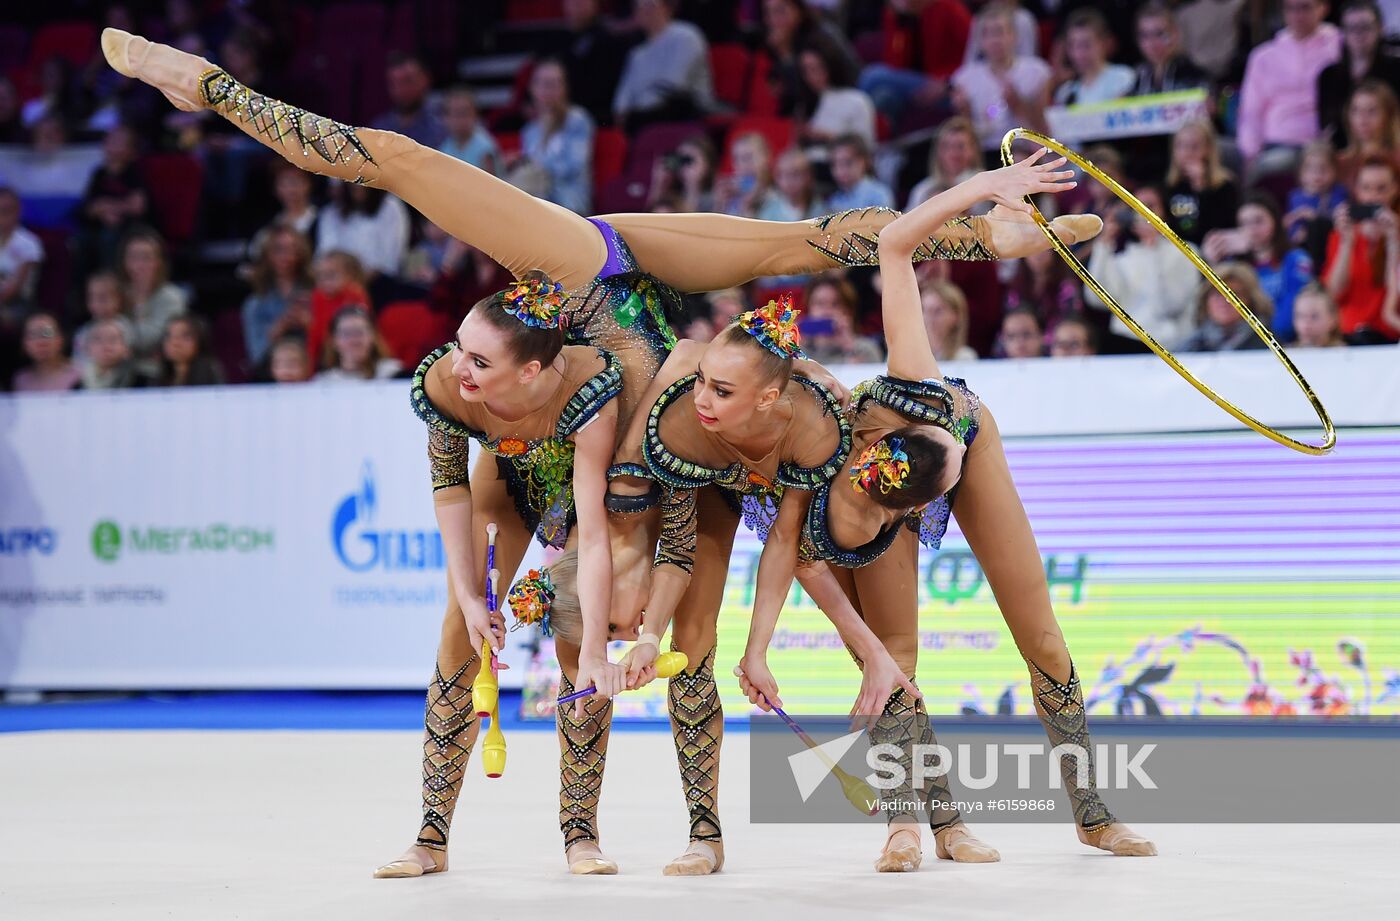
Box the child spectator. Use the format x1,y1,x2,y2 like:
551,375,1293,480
1178,261,1274,352
906,117,985,212
824,134,894,211
73,271,133,369
773,148,821,219
951,1,1052,153
243,226,314,364
316,306,403,381
998,306,1044,358
118,226,188,365
316,183,411,282
79,318,140,390
148,315,225,387
0,188,43,322
1323,157,1400,342
920,277,979,361
717,133,797,221
1166,119,1240,246
1054,9,1135,106
1286,142,1349,246
1130,2,1210,95
306,251,372,364
800,276,884,364
438,86,500,173
1290,281,1348,347
12,312,79,392
1203,194,1315,340
266,335,312,383
1049,315,1098,357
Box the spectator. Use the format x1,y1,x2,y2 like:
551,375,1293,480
372,54,445,148
716,133,797,221
267,334,312,384
1323,157,1400,342
707,288,748,331
21,56,83,129
73,271,133,369
760,0,862,118
1286,141,1349,246
612,0,715,132
76,124,149,276
404,219,454,286
797,43,877,151
1176,0,1247,80
1004,248,1084,328
1335,81,1400,186
243,225,313,365
519,59,595,215
919,277,979,361
1178,261,1273,352
649,135,716,212
998,307,1044,358
961,1,1039,66
246,162,319,262
1289,281,1348,346
859,0,971,127
118,226,188,364
1129,2,1210,95
1203,193,1315,341
1054,9,1136,106
316,306,403,381
1049,315,1098,357
147,315,225,387
0,77,22,144
438,87,500,173
200,31,276,238
1064,142,1127,217
316,183,410,281
824,134,895,211
559,0,636,126
951,1,1052,153
0,188,43,322
307,251,371,365
1084,184,1201,352
79,318,141,390
1318,1,1400,147
1236,0,1341,171
12,312,80,392
773,147,821,218
907,117,983,211
1165,119,1240,246
800,276,884,364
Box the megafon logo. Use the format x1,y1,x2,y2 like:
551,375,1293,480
331,463,444,572
91,519,274,563
0,527,57,556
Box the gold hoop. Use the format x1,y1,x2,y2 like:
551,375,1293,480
998,128,1336,455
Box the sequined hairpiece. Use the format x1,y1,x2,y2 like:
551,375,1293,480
502,277,565,329
736,295,804,359
849,436,911,495
507,568,557,637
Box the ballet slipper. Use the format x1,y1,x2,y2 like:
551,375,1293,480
933,823,1001,863
874,825,922,873
982,204,1103,258
372,844,447,879
1078,822,1158,857
566,840,619,876
662,840,724,876
101,28,210,112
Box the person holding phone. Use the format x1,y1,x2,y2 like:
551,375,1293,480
1323,156,1400,342
1202,194,1315,341
799,276,884,364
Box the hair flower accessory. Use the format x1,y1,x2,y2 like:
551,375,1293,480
503,277,566,329
849,436,911,495
507,568,557,637
737,295,804,359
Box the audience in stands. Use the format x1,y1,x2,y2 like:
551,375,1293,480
1204,193,1315,341
306,251,371,364
772,147,821,218
519,59,595,214
920,276,979,361
650,135,717,212
266,334,312,384
761,0,862,118
1130,2,1210,95
1289,281,1349,346
613,0,715,131
75,124,147,276
146,315,225,387
1178,261,1273,352
1335,80,1400,186
858,0,970,128
906,116,982,211
12,312,79,392
1004,248,1085,330
558,0,636,126
999,306,1045,358
1054,9,1136,106
800,276,884,363
119,226,188,365
247,163,319,262
316,183,411,284
242,225,313,365
951,1,1051,153
1165,119,1240,246
79,317,140,390
796,42,877,150
1049,315,1098,357
372,53,445,148
1322,156,1400,342
73,271,132,372
316,306,403,382
717,133,796,220
1175,0,1247,80
0,188,42,322
824,134,894,210
1287,141,1350,245
438,86,500,173
1318,1,1400,147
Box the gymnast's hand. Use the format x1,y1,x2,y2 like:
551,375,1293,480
621,640,659,690
980,147,1076,214
850,649,921,732
462,595,504,655
575,653,626,716
734,655,782,711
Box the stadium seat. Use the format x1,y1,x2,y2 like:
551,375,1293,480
377,300,446,369
26,21,96,71
746,52,779,117
721,116,794,171
141,153,203,245
710,43,752,111
504,0,565,22
592,127,628,192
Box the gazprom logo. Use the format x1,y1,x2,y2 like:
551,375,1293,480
331,463,444,572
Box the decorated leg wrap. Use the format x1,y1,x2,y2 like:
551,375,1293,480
197,68,380,185
871,687,962,831
417,656,481,850
668,646,723,842
807,210,996,267
557,672,615,848
1026,656,1116,830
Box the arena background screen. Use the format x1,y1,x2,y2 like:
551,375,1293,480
522,427,1400,720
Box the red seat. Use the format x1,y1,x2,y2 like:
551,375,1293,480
721,116,794,172
26,22,96,71
592,127,628,192
709,44,752,110
505,0,565,22
141,153,203,245
746,52,779,117
495,131,522,157
625,121,708,183
378,300,447,369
